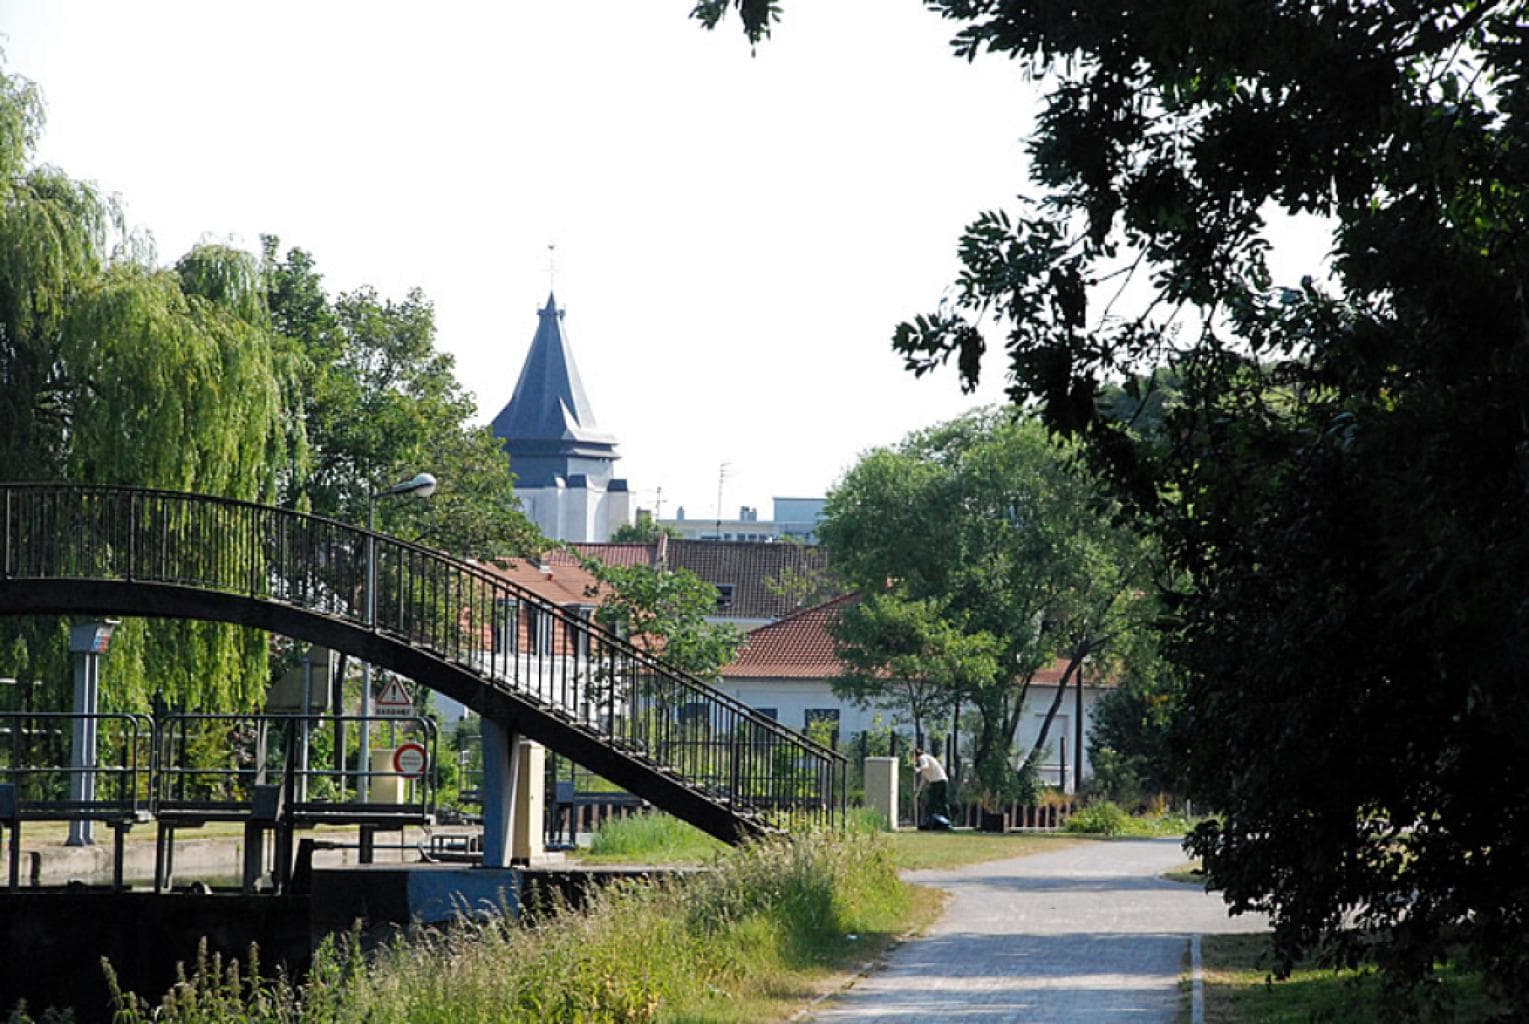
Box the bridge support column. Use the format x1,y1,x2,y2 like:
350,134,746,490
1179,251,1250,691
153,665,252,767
66,621,117,847
511,741,544,864
479,719,519,869
480,720,545,868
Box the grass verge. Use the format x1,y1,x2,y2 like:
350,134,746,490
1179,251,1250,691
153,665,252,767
575,811,1086,873
884,829,1083,871
61,830,928,1024
581,812,729,864
1196,933,1501,1023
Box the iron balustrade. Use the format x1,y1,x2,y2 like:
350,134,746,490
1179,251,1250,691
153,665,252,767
0,483,847,837
0,711,152,820
153,711,438,824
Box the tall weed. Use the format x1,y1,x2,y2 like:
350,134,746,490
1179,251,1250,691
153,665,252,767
97,829,907,1024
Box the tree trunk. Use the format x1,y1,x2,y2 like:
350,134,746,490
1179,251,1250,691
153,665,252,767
1021,652,1085,776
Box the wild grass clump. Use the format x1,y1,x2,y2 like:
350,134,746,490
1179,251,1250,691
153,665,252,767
585,811,728,862
846,804,890,834
95,829,908,1023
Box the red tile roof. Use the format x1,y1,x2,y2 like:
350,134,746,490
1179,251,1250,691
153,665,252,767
550,542,663,569
477,557,605,606
666,539,839,620
722,593,860,678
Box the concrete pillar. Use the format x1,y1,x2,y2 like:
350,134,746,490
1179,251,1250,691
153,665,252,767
512,741,545,863
67,621,116,847
479,718,519,869
864,756,900,832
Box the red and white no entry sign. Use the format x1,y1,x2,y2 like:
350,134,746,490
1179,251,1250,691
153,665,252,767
392,741,428,778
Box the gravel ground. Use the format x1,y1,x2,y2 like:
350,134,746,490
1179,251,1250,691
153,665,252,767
810,837,1268,1023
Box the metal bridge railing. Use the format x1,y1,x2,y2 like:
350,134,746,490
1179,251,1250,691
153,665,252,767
0,484,846,836
153,712,438,825
0,711,152,820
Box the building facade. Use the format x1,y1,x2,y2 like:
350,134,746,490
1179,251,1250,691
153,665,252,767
715,594,1113,792
658,497,825,543
490,293,631,541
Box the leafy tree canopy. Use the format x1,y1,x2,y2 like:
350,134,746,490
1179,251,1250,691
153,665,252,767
263,238,542,559
580,558,742,682
702,1,1529,1009
609,511,682,544
831,591,1001,751
0,58,538,713
0,65,292,711
820,410,1152,804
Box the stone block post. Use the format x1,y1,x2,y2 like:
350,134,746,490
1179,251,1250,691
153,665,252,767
863,756,900,831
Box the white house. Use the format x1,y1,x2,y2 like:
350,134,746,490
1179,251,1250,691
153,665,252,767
715,594,1114,793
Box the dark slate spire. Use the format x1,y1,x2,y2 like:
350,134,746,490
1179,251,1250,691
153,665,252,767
491,293,619,489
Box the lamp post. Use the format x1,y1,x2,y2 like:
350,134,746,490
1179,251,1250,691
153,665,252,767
358,472,436,803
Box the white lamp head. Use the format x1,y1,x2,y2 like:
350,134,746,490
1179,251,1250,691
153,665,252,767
386,472,438,499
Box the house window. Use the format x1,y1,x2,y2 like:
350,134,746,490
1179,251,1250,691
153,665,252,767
716,584,736,612
494,598,519,654
804,708,840,748
524,605,554,655
567,604,595,659
755,707,778,721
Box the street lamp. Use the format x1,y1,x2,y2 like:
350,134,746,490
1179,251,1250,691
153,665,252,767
359,472,437,802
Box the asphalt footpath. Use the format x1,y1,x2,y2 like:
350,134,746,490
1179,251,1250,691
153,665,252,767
810,837,1268,1023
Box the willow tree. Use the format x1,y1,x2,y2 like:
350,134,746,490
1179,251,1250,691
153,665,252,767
0,63,295,712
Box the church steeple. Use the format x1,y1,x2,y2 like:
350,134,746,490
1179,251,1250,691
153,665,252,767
491,293,618,489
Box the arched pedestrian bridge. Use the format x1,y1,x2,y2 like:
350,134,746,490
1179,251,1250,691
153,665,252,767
0,483,845,845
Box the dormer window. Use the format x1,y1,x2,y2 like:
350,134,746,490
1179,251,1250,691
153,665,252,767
716,584,736,612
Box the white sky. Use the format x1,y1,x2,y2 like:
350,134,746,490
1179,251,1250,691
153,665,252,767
0,1,1034,519
0,2,1328,521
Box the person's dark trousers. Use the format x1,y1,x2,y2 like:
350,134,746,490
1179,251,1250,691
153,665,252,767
926,779,949,819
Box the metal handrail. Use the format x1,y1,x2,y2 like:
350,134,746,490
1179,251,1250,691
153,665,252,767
0,710,152,818
0,483,847,834
153,711,438,819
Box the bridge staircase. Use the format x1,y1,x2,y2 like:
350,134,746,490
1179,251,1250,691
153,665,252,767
0,484,846,846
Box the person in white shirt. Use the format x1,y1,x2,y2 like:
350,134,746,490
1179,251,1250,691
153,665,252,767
913,746,949,820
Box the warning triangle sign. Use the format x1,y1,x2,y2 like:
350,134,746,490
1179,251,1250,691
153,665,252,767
375,677,414,713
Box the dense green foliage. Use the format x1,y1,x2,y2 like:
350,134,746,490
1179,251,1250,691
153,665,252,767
0,59,538,713
1084,650,1187,807
608,511,681,544
0,66,290,711
821,411,1152,806
1062,802,1193,839
86,831,905,1023
263,239,541,558
581,558,741,681
703,0,1529,1014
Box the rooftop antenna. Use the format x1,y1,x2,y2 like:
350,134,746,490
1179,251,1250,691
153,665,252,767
546,243,558,293
715,462,731,535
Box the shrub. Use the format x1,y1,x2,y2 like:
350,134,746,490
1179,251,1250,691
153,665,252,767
1065,800,1131,836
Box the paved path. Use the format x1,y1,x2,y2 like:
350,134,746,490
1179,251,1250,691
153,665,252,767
811,838,1267,1023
